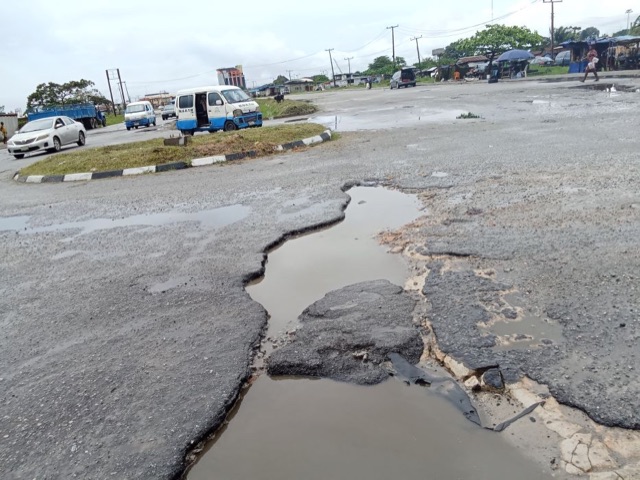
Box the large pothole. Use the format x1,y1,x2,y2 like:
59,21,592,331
184,186,552,480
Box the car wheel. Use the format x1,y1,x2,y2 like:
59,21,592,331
223,121,237,132
135,126,138,129
47,136,61,153
14,154,24,159
127,126,131,131
153,120,156,126
77,131,86,146
162,116,167,120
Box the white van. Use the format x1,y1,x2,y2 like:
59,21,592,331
124,101,156,130
175,85,262,135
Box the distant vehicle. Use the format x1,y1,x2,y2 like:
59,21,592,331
26,103,106,130
162,101,176,120
390,68,417,89
7,116,86,159
124,101,156,130
555,51,572,66
175,85,262,135
530,56,553,66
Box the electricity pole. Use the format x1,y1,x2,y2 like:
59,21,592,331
286,70,293,81
105,70,117,115
387,25,399,68
626,9,634,31
543,0,562,59
410,36,423,68
326,48,337,87
344,57,354,75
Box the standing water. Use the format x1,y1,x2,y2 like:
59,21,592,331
186,187,551,480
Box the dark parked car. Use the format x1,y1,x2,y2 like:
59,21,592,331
555,51,571,66
161,101,176,120
390,68,416,89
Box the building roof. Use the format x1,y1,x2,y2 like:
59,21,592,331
456,55,489,64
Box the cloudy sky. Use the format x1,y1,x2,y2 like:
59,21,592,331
2,0,636,111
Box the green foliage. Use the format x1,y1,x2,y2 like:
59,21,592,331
312,74,329,83
444,24,544,62
552,26,581,44
273,75,289,85
456,112,481,119
366,56,395,75
0,105,4,113
579,27,600,41
395,56,407,68
26,79,112,110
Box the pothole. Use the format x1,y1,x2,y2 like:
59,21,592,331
184,186,551,480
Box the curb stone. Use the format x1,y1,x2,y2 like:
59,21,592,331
12,130,332,184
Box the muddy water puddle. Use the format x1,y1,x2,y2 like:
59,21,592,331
0,205,250,236
249,187,421,341
485,292,565,351
187,187,551,480
312,108,469,131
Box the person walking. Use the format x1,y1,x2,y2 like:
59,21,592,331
581,45,600,82
0,122,7,145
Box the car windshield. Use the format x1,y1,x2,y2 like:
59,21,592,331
125,104,146,113
20,118,54,133
221,89,251,104
163,104,174,110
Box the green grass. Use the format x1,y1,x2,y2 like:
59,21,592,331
256,98,318,119
19,123,329,176
104,114,124,126
456,112,482,119
527,65,570,76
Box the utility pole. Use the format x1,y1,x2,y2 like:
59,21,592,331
344,57,354,75
491,0,494,21
387,25,399,68
326,48,337,87
122,81,131,103
626,9,634,31
410,36,423,68
105,69,117,115
286,70,293,81
116,68,126,110
543,0,562,59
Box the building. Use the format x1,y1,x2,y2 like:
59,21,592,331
333,73,370,87
284,78,314,93
0,113,19,139
142,92,173,108
217,66,246,89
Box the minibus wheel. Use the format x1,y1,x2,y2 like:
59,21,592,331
223,121,237,132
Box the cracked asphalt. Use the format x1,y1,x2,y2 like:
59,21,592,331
1,77,639,478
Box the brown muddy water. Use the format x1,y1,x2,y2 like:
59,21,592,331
186,187,552,480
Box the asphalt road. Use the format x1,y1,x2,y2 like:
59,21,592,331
1,78,639,478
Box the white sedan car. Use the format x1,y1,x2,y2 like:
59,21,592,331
7,116,86,159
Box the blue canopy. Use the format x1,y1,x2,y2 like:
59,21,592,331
497,49,534,62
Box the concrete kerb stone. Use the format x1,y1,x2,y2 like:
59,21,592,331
12,129,333,184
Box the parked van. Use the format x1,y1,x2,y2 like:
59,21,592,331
390,68,417,89
175,85,262,135
124,101,156,130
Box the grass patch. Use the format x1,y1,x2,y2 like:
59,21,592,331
527,65,570,76
256,98,318,119
456,112,481,119
104,114,124,126
19,123,329,176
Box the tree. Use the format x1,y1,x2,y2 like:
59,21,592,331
26,79,111,110
365,56,396,75
444,24,544,64
273,75,289,85
0,105,4,113
579,27,600,41
312,74,329,83
552,26,581,44
395,56,407,68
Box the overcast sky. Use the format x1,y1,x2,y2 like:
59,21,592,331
2,0,636,111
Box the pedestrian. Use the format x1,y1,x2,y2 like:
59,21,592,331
581,45,600,82
0,122,7,145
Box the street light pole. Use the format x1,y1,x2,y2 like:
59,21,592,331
626,9,634,31
543,0,562,58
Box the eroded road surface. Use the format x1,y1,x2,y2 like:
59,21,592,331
1,78,639,479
